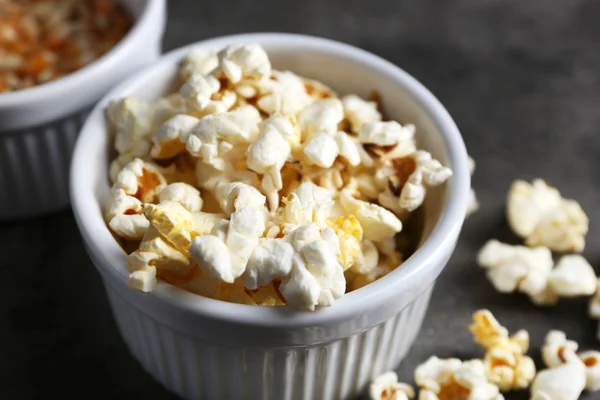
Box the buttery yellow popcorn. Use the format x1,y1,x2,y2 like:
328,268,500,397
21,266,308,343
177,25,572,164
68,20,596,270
470,310,536,392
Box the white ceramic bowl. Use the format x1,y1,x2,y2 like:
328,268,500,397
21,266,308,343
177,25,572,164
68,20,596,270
70,33,470,400
0,0,166,220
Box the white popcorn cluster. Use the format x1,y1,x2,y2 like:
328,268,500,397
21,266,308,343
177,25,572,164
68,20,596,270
532,330,600,399
104,43,453,310
477,240,597,306
506,179,588,253
369,371,414,400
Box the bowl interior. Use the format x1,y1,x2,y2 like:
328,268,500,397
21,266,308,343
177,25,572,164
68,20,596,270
72,34,469,334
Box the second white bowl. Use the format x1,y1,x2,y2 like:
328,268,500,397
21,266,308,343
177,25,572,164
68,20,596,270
0,0,166,220
70,33,470,400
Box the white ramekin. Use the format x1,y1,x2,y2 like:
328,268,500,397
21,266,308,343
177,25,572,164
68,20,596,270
0,0,166,221
70,33,470,400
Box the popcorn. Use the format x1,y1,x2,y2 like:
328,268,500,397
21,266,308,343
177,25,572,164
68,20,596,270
541,330,579,368
104,44,452,309
178,49,219,81
368,371,414,400
358,121,414,147
217,43,271,84
326,215,363,270
578,351,600,391
247,116,300,208
179,72,222,114
415,357,503,400
506,179,588,252
396,151,452,212
477,240,553,300
158,183,203,213
278,182,336,233
531,352,586,400
105,159,167,239
340,187,402,242
190,207,265,283
540,331,600,392
297,98,344,138
142,201,201,252
106,96,155,159
469,310,536,391
335,131,362,166
127,226,192,292
303,132,339,168
151,114,200,159
547,255,597,297
279,224,346,310
467,156,479,216
256,70,313,116
186,106,262,170
342,94,382,133
242,238,294,290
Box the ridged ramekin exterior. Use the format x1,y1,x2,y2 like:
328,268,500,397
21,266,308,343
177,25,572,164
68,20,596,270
104,281,433,400
0,111,89,219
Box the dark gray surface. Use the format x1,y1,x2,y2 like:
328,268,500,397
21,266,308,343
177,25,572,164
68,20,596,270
2,1,599,398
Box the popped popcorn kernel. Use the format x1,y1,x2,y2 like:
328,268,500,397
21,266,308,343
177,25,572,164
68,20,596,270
470,310,536,391
342,94,382,134
142,201,200,252
158,182,203,213
506,179,588,252
531,351,586,400
477,240,553,301
217,43,271,84
369,371,414,400
415,357,503,400
547,255,597,297
326,215,364,270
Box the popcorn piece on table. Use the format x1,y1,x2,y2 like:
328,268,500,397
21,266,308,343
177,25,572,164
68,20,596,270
158,182,203,212
578,351,600,391
186,105,262,170
467,156,479,216
415,356,504,400
531,348,586,400
541,330,600,392
105,159,167,240
189,189,267,283
151,114,200,159
469,309,536,391
506,179,588,253
477,239,553,302
541,330,579,368
369,371,414,400
278,223,346,310
247,115,300,209
178,48,219,82
547,255,597,297
339,185,402,242
342,94,382,134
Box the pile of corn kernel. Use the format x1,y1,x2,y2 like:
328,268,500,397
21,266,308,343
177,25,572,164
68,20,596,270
0,0,131,92
104,43,454,311
370,174,600,399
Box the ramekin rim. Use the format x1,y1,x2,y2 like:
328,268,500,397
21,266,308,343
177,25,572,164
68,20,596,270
0,0,165,110
71,32,470,329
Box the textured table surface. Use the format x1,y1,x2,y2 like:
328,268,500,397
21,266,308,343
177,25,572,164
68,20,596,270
2,1,599,399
